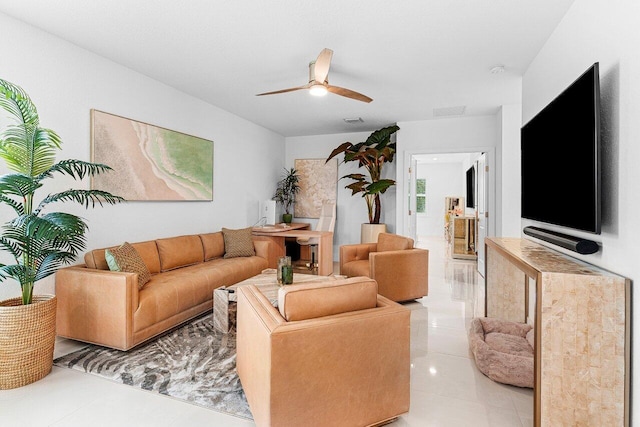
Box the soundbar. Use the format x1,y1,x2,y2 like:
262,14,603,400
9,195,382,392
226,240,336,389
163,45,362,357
523,226,599,255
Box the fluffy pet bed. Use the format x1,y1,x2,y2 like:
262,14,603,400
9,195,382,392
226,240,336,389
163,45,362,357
468,317,534,388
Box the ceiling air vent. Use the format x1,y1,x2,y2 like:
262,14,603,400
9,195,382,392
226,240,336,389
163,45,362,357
343,117,364,124
433,106,466,117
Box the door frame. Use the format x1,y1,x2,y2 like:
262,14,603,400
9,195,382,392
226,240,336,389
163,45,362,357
401,147,496,243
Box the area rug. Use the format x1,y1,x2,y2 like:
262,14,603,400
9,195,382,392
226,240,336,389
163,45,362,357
53,315,252,420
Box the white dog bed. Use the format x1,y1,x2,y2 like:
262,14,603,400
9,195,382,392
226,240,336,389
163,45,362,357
468,317,534,388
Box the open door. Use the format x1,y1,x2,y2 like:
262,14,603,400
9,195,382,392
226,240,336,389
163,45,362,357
407,157,418,241
476,153,488,276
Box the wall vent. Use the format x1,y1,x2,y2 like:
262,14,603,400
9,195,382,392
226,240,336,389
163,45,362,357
343,117,364,124
433,106,466,117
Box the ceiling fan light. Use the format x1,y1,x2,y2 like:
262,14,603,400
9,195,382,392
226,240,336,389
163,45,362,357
309,84,328,97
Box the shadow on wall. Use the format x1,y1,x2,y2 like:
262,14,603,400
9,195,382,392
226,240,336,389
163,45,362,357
599,61,619,235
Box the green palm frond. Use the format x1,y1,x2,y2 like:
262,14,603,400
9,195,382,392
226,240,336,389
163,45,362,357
0,124,37,171
0,173,42,198
0,194,25,215
38,212,88,254
34,251,76,282
2,214,87,260
0,79,58,177
0,124,60,176
1,214,86,284
0,79,39,126
39,159,113,181
22,212,86,243
35,189,125,213
0,237,22,262
30,127,61,175
0,264,33,285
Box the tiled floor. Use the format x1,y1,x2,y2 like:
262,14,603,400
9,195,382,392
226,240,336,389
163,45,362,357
0,236,533,426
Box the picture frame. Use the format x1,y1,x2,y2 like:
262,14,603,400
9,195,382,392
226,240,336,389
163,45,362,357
90,110,213,201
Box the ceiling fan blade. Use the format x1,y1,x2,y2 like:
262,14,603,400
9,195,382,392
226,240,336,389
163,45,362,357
256,84,309,96
313,48,333,83
326,85,373,103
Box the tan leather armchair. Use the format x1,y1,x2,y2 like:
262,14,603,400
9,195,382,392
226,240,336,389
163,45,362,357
340,233,428,302
236,278,410,427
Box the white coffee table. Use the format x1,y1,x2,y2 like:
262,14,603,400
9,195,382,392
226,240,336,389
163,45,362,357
213,270,342,333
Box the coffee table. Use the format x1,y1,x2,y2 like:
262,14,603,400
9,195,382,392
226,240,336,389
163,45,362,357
213,270,342,333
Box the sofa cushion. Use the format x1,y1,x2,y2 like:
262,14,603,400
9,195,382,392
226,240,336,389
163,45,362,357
135,255,268,332
200,232,225,260
222,227,255,258
277,277,378,322
85,240,161,274
377,233,414,252
156,235,204,271
105,242,151,288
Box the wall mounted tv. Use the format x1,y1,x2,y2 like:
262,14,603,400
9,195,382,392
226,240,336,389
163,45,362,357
521,62,601,234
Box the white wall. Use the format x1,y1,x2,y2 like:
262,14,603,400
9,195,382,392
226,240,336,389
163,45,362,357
285,131,396,258
395,116,499,240
0,14,284,301
521,0,640,419
497,104,523,237
416,162,464,237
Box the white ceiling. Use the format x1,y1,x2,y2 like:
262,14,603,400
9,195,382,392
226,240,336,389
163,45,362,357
0,0,575,137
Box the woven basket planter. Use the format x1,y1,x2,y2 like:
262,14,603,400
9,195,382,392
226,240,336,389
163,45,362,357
0,295,57,389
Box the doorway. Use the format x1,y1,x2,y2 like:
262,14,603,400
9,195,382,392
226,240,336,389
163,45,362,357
406,151,489,275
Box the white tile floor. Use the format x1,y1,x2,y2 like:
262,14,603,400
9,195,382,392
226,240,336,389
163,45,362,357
0,236,533,426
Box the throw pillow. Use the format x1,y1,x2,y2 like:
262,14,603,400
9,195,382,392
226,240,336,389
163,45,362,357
105,242,152,289
221,227,255,258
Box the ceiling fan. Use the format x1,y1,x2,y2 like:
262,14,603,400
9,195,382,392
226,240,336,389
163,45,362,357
256,48,373,103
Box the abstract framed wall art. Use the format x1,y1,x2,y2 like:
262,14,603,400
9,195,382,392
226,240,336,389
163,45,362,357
294,158,338,218
91,110,213,201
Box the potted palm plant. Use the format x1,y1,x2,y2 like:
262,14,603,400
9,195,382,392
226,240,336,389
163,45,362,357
273,168,300,223
326,125,399,242
0,78,123,389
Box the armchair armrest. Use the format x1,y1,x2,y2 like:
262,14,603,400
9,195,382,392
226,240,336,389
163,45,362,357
252,237,279,269
370,248,429,301
339,242,377,272
55,266,139,350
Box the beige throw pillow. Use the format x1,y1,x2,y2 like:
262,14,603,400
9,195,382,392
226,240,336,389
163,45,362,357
105,242,152,289
221,227,255,258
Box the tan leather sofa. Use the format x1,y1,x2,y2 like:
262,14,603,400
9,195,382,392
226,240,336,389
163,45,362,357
56,232,275,350
237,277,410,427
340,233,428,301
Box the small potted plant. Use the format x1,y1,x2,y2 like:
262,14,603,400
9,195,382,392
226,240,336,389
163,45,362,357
273,168,300,223
326,125,399,242
0,78,123,389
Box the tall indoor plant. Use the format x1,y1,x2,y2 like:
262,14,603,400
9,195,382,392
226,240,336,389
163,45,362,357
0,78,123,389
273,168,300,223
326,125,399,240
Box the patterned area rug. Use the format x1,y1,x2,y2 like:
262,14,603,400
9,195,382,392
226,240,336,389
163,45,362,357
53,314,252,420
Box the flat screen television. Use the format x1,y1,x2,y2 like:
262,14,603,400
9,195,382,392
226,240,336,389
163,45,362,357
466,166,475,208
521,62,601,234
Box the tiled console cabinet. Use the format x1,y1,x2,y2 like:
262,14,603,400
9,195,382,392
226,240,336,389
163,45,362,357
485,237,629,426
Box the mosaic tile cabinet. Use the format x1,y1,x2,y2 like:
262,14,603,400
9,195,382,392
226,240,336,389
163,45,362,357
485,237,629,427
